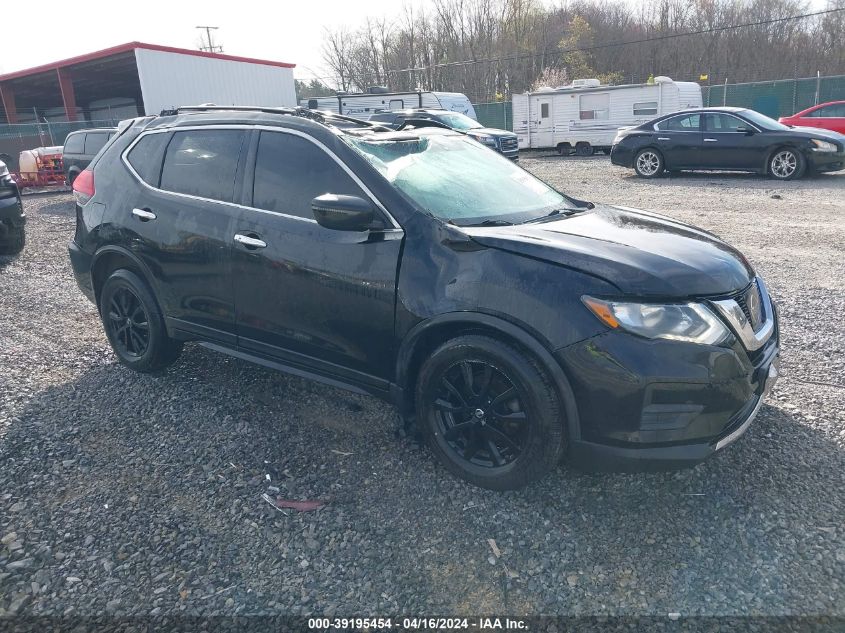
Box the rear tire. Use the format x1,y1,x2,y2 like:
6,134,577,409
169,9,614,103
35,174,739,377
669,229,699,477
634,148,665,178
0,225,25,255
768,148,805,180
415,335,565,490
557,143,572,156
99,269,182,373
575,143,594,156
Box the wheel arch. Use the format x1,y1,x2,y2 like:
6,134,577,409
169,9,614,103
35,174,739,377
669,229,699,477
91,246,158,307
636,145,665,160
396,312,581,441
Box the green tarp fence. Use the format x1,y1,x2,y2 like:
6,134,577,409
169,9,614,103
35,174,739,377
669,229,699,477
470,75,845,128
698,75,845,118
473,102,513,131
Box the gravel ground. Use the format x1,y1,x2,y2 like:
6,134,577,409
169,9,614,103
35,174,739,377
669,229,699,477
1,158,844,623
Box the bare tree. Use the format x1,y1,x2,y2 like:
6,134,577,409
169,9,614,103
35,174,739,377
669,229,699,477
320,0,845,103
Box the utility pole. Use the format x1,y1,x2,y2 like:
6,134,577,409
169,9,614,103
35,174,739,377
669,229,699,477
196,26,223,53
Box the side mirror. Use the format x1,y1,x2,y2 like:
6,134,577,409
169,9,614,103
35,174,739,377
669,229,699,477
737,126,754,135
312,194,381,231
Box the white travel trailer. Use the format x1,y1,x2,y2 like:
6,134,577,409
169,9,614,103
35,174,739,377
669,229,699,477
302,88,477,120
512,77,702,155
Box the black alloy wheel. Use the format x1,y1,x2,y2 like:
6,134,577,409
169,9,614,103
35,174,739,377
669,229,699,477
433,360,527,469
99,269,183,372
107,286,150,358
416,335,565,490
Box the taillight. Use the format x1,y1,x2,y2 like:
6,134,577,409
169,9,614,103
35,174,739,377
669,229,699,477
72,169,95,205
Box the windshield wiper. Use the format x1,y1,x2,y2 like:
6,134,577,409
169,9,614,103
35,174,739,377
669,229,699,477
520,207,588,224
450,219,515,227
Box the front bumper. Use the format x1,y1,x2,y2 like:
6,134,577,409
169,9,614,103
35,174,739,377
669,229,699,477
559,292,780,472
568,356,779,471
806,149,845,172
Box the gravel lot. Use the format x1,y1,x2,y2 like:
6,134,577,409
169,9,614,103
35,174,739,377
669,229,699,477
1,157,844,623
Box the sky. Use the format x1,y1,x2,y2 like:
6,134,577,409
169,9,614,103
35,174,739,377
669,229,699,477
0,0,432,84
1,0,831,84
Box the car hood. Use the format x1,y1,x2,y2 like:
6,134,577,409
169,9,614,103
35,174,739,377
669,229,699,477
784,126,845,145
462,205,755,297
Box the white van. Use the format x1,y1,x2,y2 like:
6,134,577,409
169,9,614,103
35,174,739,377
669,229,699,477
512,77,702,155
303,89,477,121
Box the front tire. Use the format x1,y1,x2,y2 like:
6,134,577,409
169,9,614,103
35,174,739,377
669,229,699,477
768,148,805,180
415,335,565,490
634,148,664,178
99,269,182,373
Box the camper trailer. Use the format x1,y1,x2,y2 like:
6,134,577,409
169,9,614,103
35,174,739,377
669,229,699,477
302,87,477,121
513,77,702,155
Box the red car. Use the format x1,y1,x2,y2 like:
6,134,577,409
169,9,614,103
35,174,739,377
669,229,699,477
779,101,845,135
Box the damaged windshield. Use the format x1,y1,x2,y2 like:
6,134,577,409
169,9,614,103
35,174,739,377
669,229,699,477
346,134,572,226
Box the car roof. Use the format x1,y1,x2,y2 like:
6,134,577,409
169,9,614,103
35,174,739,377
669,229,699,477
67,127,117,136
374,108,452,116
140,106,463,141
664,107,748,115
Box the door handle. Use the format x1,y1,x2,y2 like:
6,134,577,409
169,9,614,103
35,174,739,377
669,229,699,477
132,208,156,221
234,233,267,249
657,137,670,141
703,138,718,142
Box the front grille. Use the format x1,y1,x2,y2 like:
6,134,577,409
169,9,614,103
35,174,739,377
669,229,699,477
500,137,518,152
733,281,764,332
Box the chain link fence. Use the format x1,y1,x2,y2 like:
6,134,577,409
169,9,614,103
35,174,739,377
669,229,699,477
0,119,121,170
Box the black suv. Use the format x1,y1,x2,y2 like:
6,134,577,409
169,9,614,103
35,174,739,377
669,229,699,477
62,128,117,185
369,109,519,160
69,106,780,490
0,159,25,254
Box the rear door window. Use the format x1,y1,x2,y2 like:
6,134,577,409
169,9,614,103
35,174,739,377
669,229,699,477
160,130,246,202
657,114,700,131
63,133,85,154
814,104,845,117
251,131,365,219
126,133,171,187
704,114,747,132
84,133,109,155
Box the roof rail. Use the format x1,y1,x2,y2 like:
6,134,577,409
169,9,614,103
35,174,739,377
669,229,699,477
158,104,380,129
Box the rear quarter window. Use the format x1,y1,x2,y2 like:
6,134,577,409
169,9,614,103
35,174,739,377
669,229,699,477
63,133,85,154
160,130,246,202
126,133,171,187
84,133,109,155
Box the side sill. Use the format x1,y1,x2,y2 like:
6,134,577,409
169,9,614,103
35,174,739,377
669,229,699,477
198,341,395,403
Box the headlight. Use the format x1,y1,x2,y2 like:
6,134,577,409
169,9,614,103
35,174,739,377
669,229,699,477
811,139,837,152
470,134,497,147
582,296,730,345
